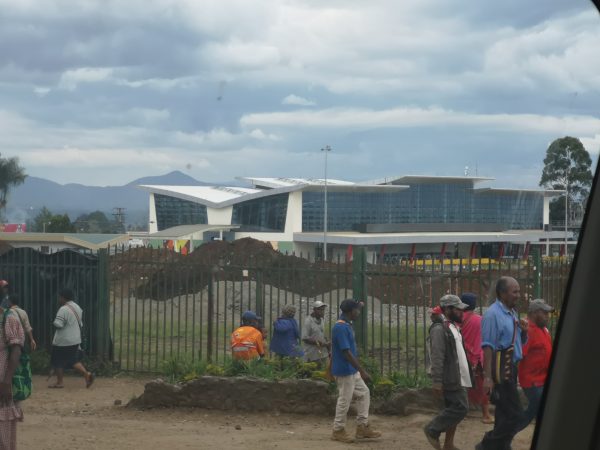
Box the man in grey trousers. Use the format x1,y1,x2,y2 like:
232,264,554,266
424,294,472,450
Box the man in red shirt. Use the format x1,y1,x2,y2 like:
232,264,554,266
518,299,554,430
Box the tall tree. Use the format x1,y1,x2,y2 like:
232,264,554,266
539,136,593,223
74,211,124,233
0,153,27,213
30,207,76,233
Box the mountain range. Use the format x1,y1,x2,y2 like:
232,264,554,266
4,171,216,226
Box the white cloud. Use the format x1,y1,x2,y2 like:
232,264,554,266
126,108,171,123
241,106,600,136
58,67,114,90
33,86,51,96
248,128,280,140
18,147,210,169
282,94,316,106
580,134,600,156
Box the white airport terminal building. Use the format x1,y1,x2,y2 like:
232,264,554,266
140,175,568,261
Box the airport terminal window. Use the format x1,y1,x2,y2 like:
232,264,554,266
154,194,207,231
302,183,544,231
232,193,288,232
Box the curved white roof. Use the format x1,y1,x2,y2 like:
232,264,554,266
140,182,408,208
238,177,354,189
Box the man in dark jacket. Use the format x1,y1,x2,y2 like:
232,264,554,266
270,304,303,358
424,294,472,450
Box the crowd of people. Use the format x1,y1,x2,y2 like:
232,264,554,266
0,274,554,449
0,280,94,450
424,276,554,450
231,275,554,448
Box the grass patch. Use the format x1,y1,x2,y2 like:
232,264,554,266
159,354,431,401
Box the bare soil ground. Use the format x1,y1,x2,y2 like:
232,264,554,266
22,375,534,450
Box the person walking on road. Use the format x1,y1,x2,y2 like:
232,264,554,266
517,299,554,430
476,277,529,450
7,294,37,353
330,299,381,443
460,292,493,424
49,289,94,389
424,294,472,450
302,300,330,367
0,292,25,449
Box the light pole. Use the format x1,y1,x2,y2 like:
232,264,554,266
43,221,51,233
321,145,332,261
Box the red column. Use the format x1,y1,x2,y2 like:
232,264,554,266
409,244,417,264
522,242,530,260
379,244,386,262
497,242,505,259
440,243,447,260
346,245,353,261
470,242,477,259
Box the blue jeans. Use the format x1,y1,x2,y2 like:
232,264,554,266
519,386,544,431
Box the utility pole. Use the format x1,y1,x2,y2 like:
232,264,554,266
112,207,127,232
321,145,332,261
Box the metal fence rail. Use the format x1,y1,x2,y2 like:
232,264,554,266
0,248,111,359
0,245,571,376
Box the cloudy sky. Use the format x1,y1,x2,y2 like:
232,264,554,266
1,0,599,187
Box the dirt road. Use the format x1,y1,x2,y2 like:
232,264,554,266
21,375,534,449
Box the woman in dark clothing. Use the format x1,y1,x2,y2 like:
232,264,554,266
270,305,304,358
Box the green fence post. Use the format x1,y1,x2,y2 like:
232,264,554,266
97,248,110,360
256,270,264,319
533,247,542,299
352,247,368,353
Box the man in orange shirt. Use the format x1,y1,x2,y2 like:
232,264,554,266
231,311,265,360
518,299,554,430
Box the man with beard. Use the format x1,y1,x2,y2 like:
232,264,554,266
424,294,472,450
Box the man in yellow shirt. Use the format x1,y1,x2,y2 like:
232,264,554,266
231,311,265,360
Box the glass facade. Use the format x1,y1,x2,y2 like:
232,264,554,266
154,194,207,231
232,193,288,232
302,183,544,231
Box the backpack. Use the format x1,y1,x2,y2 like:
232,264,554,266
2,309,32,402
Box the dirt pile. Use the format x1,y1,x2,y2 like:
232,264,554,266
129,376,443,416
129,376,336,415
111,238,352,301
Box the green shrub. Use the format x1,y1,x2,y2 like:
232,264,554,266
373,378,395,398
30,349,51,375
160,356,207,383
388,371,432,389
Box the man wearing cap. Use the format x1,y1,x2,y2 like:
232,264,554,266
302,301,330,367
476,277,529,450
424,294,472,450
231,311,265,361
517,299,554,431
330,299,380,443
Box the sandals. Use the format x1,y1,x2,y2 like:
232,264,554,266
86,372,95,388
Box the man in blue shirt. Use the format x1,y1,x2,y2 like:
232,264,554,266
477,277,529,450
330,299,381,443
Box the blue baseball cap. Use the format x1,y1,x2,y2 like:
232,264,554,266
242,311,261,321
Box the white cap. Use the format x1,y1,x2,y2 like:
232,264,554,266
313,300,327,309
